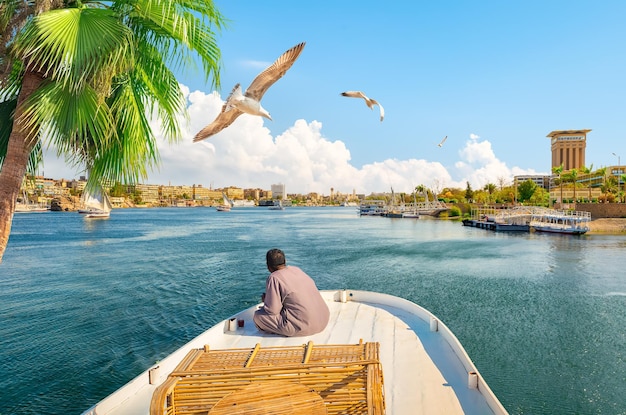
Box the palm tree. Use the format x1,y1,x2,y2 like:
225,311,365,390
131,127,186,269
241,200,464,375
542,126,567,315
0,0,225,262
415,184,426,202
552,164,564,207
580,164,593,202
596,167,607,201
568,168,578,206
621,174,626,203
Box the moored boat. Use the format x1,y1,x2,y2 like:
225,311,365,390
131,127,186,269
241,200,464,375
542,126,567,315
528,208,590,235
359,202,386,216
82,290,507,415
15,190,49,212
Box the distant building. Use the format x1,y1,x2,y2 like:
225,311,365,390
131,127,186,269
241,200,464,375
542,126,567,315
223,186,244,200
194,185,221,201
244,188,272,200
514,175,550,189
271,183,286,200
547,129,590,171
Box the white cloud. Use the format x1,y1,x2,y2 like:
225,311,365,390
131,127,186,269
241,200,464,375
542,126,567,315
243,60,272,70
40,87,545,195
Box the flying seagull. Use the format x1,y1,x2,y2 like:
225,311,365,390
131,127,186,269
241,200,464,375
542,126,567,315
340,91,384,122
437,135,448,147
193,42,306,142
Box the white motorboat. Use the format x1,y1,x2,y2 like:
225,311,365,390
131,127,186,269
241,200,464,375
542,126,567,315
268,200,285,210
15,190,48,212
82,290,507,415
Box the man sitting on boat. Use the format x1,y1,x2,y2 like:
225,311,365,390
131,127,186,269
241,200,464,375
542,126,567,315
253,249,330,336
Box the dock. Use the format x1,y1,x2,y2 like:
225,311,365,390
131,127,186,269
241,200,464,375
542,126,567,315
462,206,591,234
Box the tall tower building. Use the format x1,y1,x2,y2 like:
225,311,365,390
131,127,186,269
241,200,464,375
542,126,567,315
271,183,286,200
547,129,590,171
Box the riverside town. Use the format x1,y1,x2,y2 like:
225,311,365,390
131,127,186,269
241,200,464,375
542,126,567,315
16,130,626,218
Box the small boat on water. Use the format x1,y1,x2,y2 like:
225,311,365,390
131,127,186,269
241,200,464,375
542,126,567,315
215,192,234,212
82,290,507,415
233,199,256,207
268,200,285,210
78,185,113,219
359,202,386,216
15,191,48,212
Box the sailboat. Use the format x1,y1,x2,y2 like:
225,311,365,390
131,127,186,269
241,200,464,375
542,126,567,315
216,192,234,212
79,185,113,219
402,190,420,218
15,190,48,213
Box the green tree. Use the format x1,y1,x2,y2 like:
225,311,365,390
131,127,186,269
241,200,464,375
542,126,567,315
621,174,626,203
568,168,578,205
552,164,564,206
529,187,549,206
483,183,496,203
517,179,537,203
109,183,126,198
596,167,607,200
464,181,474,202
415,184,426,202
580,164,593,202
0,0,224,262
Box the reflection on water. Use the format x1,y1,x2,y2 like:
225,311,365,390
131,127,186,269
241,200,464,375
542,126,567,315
1,208,625,415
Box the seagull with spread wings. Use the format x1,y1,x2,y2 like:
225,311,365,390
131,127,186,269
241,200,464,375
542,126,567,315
437,135,448,147
340,91,384,122
193,42,306,142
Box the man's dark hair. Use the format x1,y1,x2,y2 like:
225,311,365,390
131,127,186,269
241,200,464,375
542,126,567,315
266,248,286,269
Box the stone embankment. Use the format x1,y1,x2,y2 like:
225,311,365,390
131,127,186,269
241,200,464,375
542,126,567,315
50,195,81,211
50,195,136,211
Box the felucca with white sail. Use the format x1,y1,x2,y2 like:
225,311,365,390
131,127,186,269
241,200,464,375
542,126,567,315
79,185,113,219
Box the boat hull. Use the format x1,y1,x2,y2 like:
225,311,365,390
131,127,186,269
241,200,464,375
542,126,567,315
82,290,507,415
531,226,588,235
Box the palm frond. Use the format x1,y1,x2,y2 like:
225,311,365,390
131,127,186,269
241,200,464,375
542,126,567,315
89,75,160,186
12,8,133,91
0,59,24,101
19,81,115,162
121,0,222,89
132,42,186,141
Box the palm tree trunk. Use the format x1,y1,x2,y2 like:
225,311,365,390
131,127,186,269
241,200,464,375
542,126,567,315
0,71,44,263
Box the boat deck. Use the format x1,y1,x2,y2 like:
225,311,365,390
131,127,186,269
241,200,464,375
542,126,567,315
84,290,506,415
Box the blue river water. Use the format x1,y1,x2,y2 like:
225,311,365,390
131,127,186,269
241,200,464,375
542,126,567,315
1,207,625,415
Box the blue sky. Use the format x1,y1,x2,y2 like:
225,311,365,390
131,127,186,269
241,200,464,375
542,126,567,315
44,1,626,195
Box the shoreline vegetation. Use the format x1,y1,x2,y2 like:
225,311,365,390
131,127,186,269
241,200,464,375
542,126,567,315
47,195,626,235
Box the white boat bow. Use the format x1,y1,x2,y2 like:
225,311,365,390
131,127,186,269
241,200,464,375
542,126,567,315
82,290,507,415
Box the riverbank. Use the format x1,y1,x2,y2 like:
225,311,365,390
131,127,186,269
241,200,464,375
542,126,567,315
587,218,626,234
43,197,626,234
